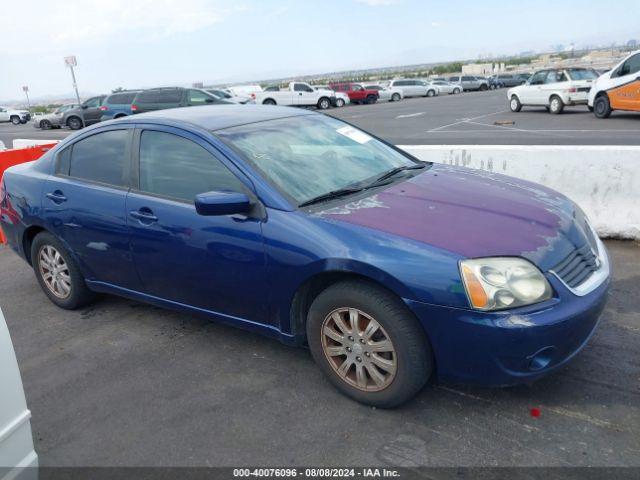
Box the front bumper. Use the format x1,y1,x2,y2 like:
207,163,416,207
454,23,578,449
405,269,610,386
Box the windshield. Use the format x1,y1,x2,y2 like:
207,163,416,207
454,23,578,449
567,69,598,80
215,115,416,205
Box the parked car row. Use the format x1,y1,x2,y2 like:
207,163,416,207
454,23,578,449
507,50,640,117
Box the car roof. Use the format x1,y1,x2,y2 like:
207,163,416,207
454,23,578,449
132,104,316,131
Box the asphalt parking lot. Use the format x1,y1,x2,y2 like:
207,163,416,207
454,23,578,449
1,240,638,467
1,88,639,149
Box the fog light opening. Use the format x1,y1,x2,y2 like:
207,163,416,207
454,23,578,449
528,347,556,371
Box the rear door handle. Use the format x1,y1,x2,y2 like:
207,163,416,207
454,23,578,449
129,209,158,224
46,191,67,203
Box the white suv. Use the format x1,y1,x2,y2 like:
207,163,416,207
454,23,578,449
0,107,31,125
388,79,438,98
507,68,598,114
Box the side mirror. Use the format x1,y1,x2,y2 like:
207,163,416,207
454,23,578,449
195,191,251,216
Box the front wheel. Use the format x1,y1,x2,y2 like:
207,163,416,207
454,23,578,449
391,93,401,102
593,95,612,118
10,116,21,125
67,116,83,130
317,97,331,110
509,95,522,112
335,98,345,107
262,99,276,105
307,280,432,408
480,84,488,91
426,89,435,97
453,88,461,95
365,95,377,104
40,120,52,130
31,232,96,310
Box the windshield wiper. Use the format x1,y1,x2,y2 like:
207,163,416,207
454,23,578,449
369,163,426,186
298,187,364,208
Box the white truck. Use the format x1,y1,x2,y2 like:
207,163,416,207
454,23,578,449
0,107,31,125
0,308,38,477
253,82,335,109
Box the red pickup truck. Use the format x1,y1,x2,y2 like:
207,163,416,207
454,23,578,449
329,82,379,104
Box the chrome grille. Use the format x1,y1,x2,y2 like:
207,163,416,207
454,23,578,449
551,244,600,288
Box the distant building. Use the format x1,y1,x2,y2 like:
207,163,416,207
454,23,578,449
462,63,495,76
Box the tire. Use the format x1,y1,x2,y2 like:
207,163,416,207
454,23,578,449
549,95,564,114
480,84,488,91
453,88,461,95
426,89,435,97
509,95,522,112
262,99,276,105
335,98,345,108
365,95,377,105
593,95,612,119
31,232,96,310
317,97,331,110
307,280,433,408
40,120,52,130
391,93,401,102
67,116,83,130
10,116,20,125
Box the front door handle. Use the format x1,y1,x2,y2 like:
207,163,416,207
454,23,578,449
46,191,67,204
129,209,158,224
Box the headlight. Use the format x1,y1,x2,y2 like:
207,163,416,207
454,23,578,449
460,258,552,311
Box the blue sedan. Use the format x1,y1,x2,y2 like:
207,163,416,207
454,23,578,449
0,106,610,407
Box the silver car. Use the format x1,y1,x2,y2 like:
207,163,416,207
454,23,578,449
428,80,462,95
33,104,78,129
363,84,403,102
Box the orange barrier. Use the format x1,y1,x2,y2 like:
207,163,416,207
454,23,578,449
0,144,57,244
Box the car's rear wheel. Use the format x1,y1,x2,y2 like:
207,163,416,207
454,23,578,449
509,95,522,112
262,99,276,105
10,116,20,125
453,88,461,94
317,97,331,109
40,120,52,130
549,95,564,114
67,116,83,130
307,280,432,408
365,95,377,104
480,84,488,91
391,93,401,102
426,89,435,97
31,232,95,310
335,98,345,107
594,94,612,118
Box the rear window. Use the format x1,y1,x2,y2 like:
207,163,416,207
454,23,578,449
68,130,128,186
107,92,138,105
567,69,598,80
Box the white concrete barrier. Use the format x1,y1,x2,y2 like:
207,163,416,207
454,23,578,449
12,139,60,150
399,145,640,240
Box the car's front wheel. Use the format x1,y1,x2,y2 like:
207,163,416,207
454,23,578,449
593,94,612,118
31,232,95,309
453,88,461,94
391,93,401,102
509,95,522,112
307,280,432,408
40,120,52,130
10,116,21,125
335,98,345,107
67,116,83,130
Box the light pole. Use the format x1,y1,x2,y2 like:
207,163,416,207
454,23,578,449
64,55,84,127
22,86,31,113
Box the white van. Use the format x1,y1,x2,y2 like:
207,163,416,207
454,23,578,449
0,308,38,478
588,49,640,118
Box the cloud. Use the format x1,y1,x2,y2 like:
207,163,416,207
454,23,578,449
431,21,442,27
354,0,400,6
2,0,239,53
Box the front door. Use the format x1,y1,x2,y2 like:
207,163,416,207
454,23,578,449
126,126,270,324
41,127,141,290
607,53,640,112
81,96,105,125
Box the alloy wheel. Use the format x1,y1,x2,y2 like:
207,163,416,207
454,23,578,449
38,245,72,299
321,307,397,392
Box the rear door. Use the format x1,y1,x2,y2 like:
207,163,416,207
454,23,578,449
81,96,105,125
606,53,640,111
42,126,140,290
126,126,270,323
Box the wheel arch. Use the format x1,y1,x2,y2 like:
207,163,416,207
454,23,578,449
66,115,82,126
262,98,277,105
22,225,47,265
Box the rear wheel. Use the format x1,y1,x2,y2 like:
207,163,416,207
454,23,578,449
391,93,401,102
480,84,488,91
335,98,345,107
549,95,564,114
262,99,276,105
31,232,96,310
426,89,435,97
509,95,522,112
453,88,461,95
307,280,432,408
365,95,377,104
40,120,52,130
593,94,612,118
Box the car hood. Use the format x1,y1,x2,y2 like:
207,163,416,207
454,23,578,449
315,164,590,271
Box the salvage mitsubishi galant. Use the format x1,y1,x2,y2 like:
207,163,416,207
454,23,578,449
0,105,610,407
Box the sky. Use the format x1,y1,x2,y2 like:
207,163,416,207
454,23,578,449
1,0,639,101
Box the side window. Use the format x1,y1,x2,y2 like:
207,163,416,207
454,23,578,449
138,131,246,202
69,130,129,186
188,89,211,105
157,90,183,103
83,97,102,108
618,54,640,77
56,146,72,175
529,71,547,85
293,84,306,92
